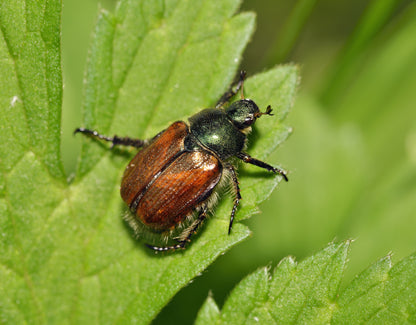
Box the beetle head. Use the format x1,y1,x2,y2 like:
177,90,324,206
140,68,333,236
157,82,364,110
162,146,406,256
225,99,273,130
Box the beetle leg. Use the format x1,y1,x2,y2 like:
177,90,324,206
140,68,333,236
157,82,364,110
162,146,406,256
145,206,208,252
215,70,247,108
74,128,149,148
226,164,242,234
237,152,289,182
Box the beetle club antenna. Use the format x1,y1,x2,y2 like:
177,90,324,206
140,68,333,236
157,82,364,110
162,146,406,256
254,105,274,118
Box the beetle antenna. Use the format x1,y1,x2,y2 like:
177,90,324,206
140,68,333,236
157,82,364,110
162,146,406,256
254,105,274,118
264,105,274,116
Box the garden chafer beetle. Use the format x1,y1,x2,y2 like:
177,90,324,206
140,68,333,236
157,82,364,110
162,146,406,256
75,71,288,251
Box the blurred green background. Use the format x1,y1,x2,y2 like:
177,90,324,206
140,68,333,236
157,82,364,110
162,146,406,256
61,0,416,323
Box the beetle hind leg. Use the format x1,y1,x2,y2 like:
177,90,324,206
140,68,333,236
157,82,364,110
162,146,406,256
74,128,148,148
145,206,208,252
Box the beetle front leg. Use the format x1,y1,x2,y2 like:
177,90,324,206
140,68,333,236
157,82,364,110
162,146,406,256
237,152,288,182
226,164,242,234
215,70,247,108
74,128,149,148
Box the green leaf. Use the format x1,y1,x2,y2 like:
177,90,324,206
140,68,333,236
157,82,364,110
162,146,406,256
195,294,221,325
0,0,298,324
196,241,416,324
0,0,64,180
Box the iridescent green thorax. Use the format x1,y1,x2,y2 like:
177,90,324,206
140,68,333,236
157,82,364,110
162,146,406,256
188,108,246,160
187,99,260,160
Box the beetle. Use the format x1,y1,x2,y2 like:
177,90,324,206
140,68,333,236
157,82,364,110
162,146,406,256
75,71,288,251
